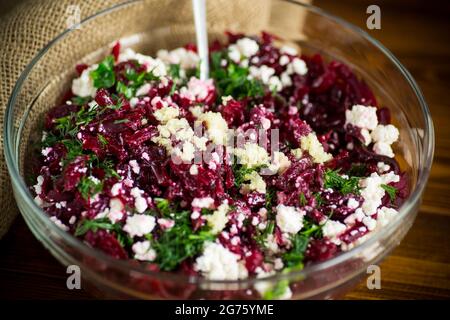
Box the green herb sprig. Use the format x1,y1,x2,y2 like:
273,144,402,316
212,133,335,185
381,184,397,202
324,169,360,195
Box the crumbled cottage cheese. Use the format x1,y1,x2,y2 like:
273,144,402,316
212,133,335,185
33,175,44,195
71,64,98,97
345,104,378,130
228,37,259,63
359,171,400,215
269,151,291,174
130,187,148,213
205,202,230,234
153,106,180,123
119,48,166,76
234,142,270,168
192,197,215,209
300,133,332,164
50,216,69,231
347,198,360,209
373,142,395,158
157,47,199,70
180,77,214,101
196,111,229,145
153,116,207,163
240,171,267,194
194,242,248,280
280,45,298,56
371,124,399,145
135,83,151,96
276,204,305,234
132,240,156,261
290,148,303,159
129,160,140,174
123,214,155,237
345,105,400,157
286,58,308,76
376,206,398,227
322,220,347,244
107,197,125,223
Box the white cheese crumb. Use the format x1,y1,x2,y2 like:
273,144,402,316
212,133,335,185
135,83,151,96
236,38,259,57
194,242,248,280
50,216,69,231
276,204,305,234
234,142,270,168
280,45,298,56
157,47,199,70
322,220,347,244
33,175,44,195
129,97,139,107
347,198,360,209
71,64,98,98
287,58,308,76
279,55,290,66
153,106,180,124
119,48,166,76
123,214,155,237
110,182,123,197
249,65,275,84
240,171,267,194
300,133,332,164
280,72,292,87
359,171,400,215
269,151,291,174
268,76,283,92
205,202,230,234
180,77,214,101
291,148,303,159
376,206,398,227
107,197,125,223
360,128,372,146
377,162,390,173
132,240,156,261
197,111,229,145
130,187,148,213
189,164,199,175
345,105,378,130
362,216,377,231
371,124,399,145
192,197,215,209
173,141,196,162
129,160,140,174
228,37,259,63
373,141,395,158
42,147,52,157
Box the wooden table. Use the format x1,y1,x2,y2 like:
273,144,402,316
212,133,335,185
0,0,449,299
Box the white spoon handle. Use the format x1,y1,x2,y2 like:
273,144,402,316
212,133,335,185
192,0,209,80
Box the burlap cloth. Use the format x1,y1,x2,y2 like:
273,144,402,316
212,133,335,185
0,0,308,239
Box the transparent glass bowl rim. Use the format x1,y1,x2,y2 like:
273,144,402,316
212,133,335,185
3,0,434,286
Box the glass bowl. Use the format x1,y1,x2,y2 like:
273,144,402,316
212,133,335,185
3,0,434,299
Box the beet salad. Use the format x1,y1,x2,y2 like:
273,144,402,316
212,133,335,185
32,32,408,299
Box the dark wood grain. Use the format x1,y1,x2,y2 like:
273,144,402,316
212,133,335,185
0,0,449,299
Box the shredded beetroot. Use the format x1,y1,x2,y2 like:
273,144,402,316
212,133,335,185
32,32,408,289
